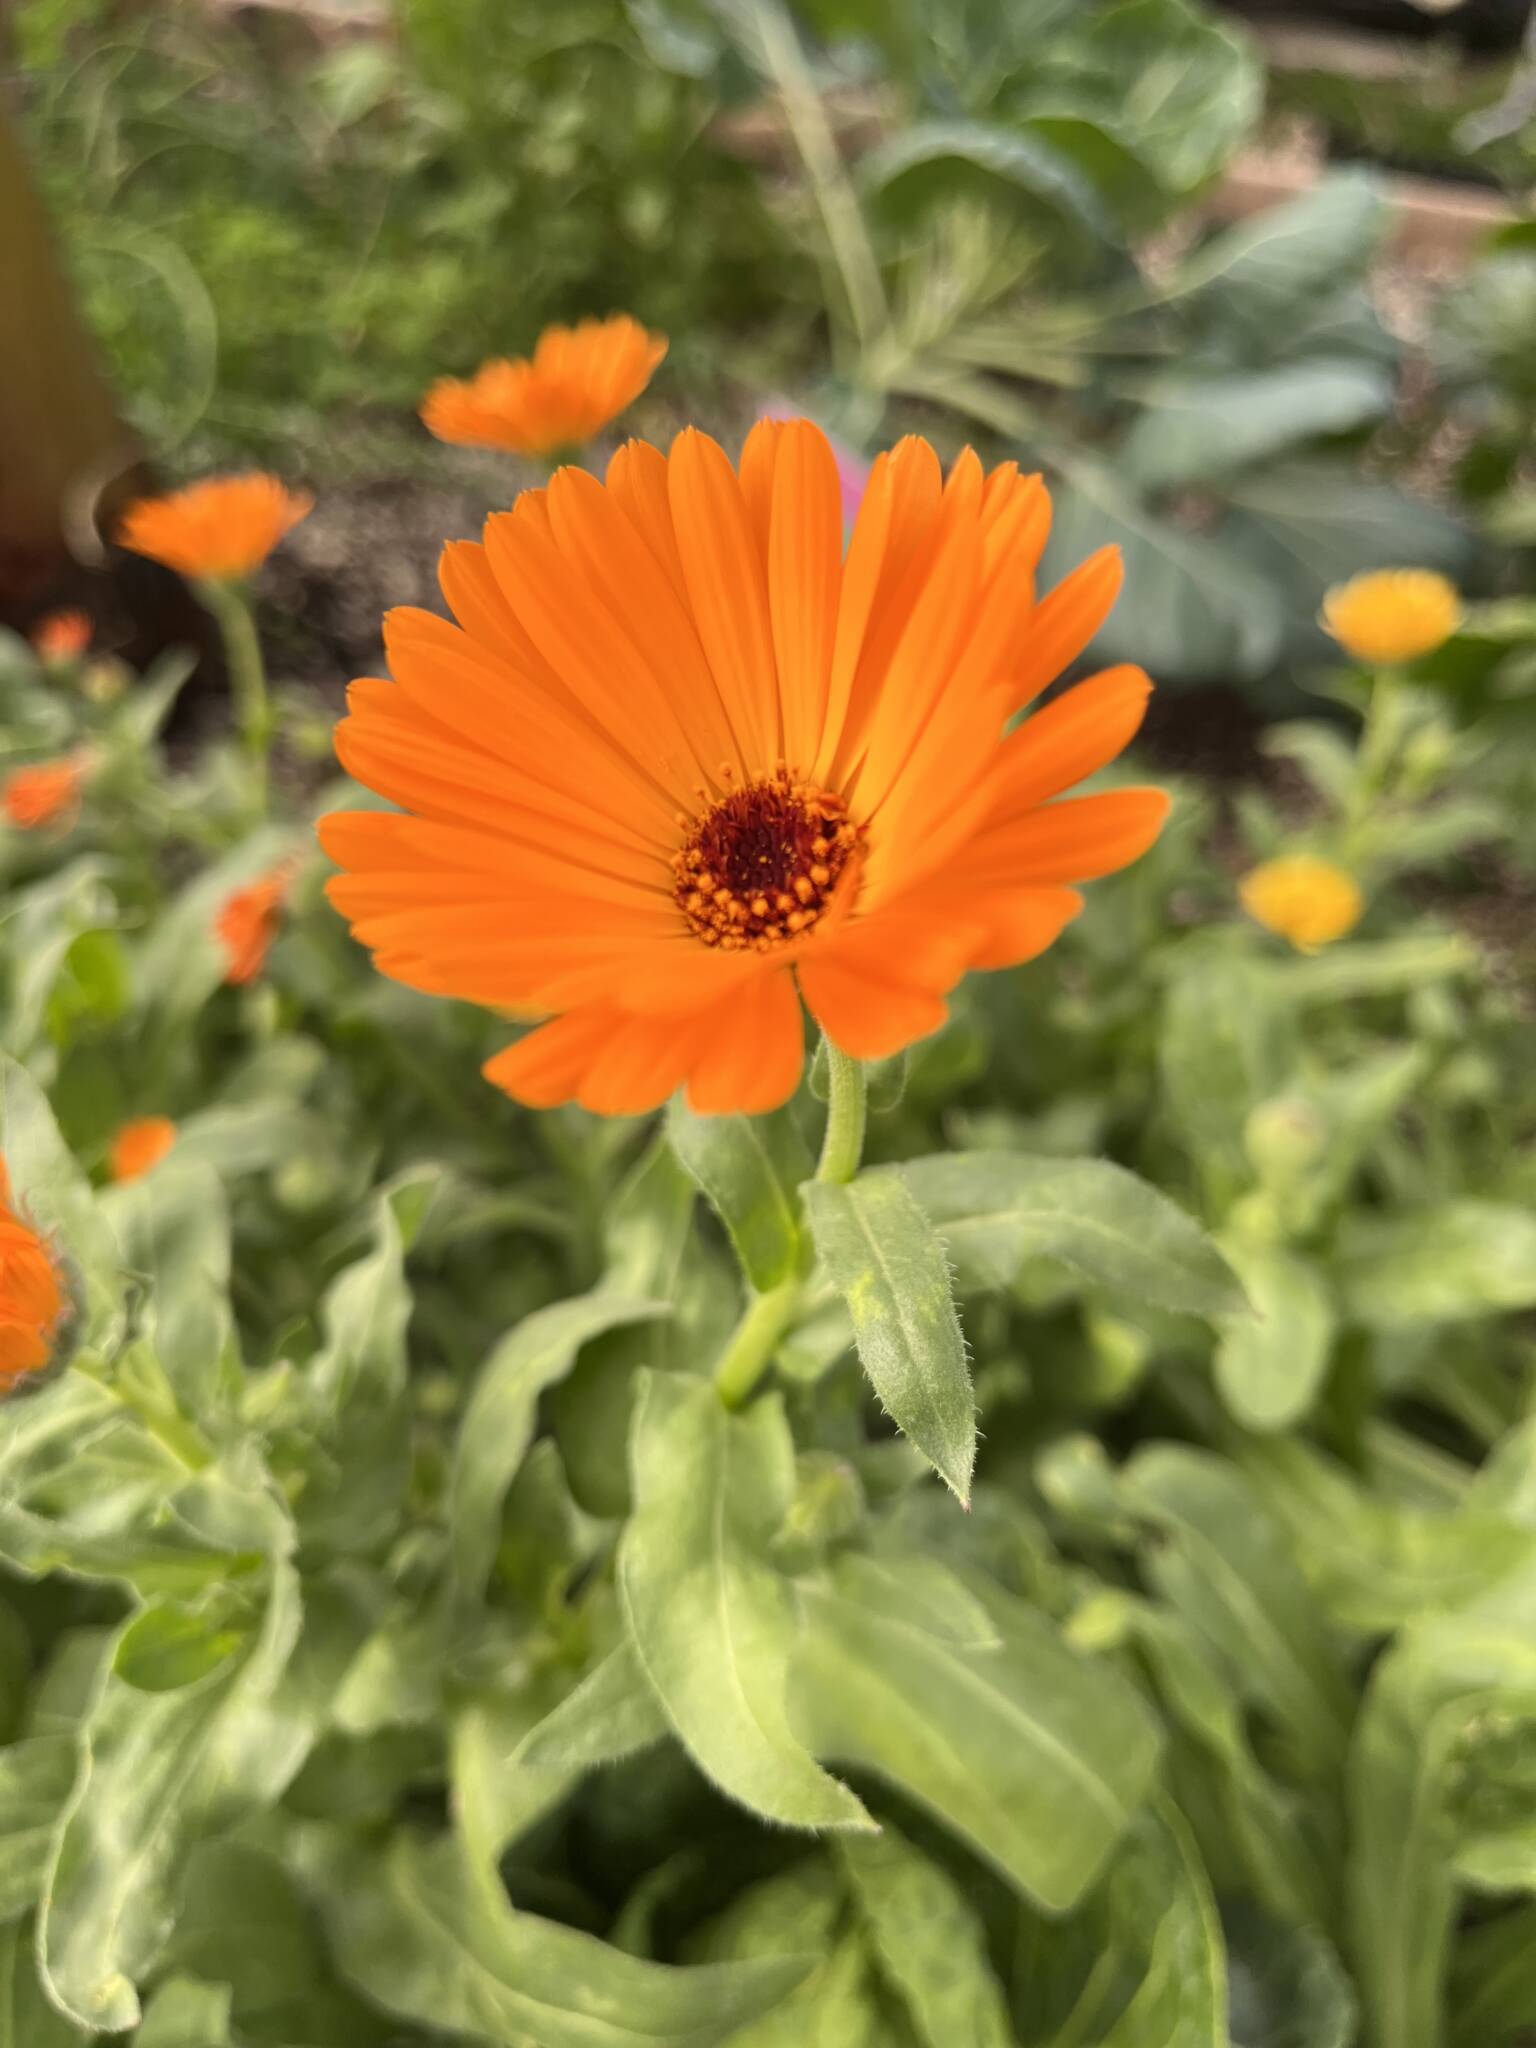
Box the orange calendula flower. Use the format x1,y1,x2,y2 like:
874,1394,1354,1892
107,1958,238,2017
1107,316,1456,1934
216,868,291,984
3,756,84,831
109,1116,178,1184
32,610,92,661
421,317,667,458
1241,855,1363,953
320,423,1168,1115
118,474,313,582
1320,569,1462,667
0,1158,65,1390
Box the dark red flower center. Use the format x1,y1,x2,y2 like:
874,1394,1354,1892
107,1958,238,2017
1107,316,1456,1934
673,773,861,951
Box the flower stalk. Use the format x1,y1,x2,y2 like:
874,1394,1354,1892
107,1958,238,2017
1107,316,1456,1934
200,577,272,807
714,1035,869,1410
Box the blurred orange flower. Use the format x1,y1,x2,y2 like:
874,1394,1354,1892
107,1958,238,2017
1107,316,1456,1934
216,867,292,984
1321,569,1462,667
421,317,667,458
3,756,84,831
320,421,1168,1115
1241,855,1363,953
109,1116,178,1184
0,1157,65,1390
32,610,92,661
118,475,313,582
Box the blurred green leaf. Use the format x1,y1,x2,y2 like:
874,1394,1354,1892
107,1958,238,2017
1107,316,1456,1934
0,1737,76,1923
1213,1239,1334,1432
1337,1202,1536,1327
1122,360,1390,492
0,1918,82,2048
667,1099,811,1291
136,1976,235,2047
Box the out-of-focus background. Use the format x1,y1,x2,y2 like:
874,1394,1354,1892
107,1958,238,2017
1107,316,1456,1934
3,0,1532,721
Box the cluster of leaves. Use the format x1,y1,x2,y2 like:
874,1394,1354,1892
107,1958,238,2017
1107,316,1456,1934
4,573,1536,2048
12,0,800,460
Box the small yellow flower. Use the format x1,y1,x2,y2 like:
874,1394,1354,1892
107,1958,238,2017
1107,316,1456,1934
1320,569,1462,667
1240,856,1363,954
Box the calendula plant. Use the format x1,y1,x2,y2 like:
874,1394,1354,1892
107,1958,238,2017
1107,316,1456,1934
3,381,1536,2048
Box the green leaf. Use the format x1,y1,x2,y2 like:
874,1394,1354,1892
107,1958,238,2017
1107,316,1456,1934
0,1737,76,1922
1125,1447,1352,1771
619,1370,870,1831
39,1567,305,2032
1336,1203,1536,1327
838,1825,1013,2048
667,1100,811,1291
1160,957,1295,1196
1041,461,1285,683
1349,1565,1536,2048
792,1561,1159,1910
450,1291,664,1599
684,1858,879,2048
1122,360,1390,492
899,1152,1245,1322
1213,1239,1335,1432
1225,1906,1356,2048
861,118,1115,243
312,1827,812,2048
512,1644,670,1772
101,1164,236,1423
1178,170,1386,323
804,1173,974,1503
136,1976,234,2047
0,1920,83,2048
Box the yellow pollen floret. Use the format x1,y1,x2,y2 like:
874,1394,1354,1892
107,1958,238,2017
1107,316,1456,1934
1320,569,1463,667
1240,855,1364,953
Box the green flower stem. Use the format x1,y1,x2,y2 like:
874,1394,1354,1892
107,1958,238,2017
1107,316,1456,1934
713,1274,806,1412
1346,664,1407,853
815,1037,867,1187
200,576,271,807
714,1036,868,1409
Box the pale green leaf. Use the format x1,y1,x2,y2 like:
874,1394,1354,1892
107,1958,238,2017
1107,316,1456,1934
898,1152,1245,1321
0,1920,83,2048
804,1174,974,1503
667,1100,811,1291
313,1827,811,2048
450,1291,664,1599
136,1975,234,2047
619,1371,870,1831
0,1737,76,1923
1213,1239,1335,1432
792,1562,1159,1910
513,1644,670,1772
1336,1202,1536,1327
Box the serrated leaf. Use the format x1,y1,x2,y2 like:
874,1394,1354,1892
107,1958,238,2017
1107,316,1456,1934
666,1100,811,1291
792,1566,1159,1910
619,1371,870,1831
513,1644,670,1772
450,1291,664,1599
804,1174,974,1502
897,1152,1245,1322
312,1827,812,2048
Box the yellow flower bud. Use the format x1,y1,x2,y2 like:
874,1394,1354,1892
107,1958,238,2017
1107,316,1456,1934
1240,855,1363,953
1320,569,1462,667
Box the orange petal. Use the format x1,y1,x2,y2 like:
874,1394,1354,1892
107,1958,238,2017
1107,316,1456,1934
668,428,780,774
992,665,1153,815
768,421,843,779
1012,546,1123,710
684,967,804,1115
966,788,1171,885
797,953,948,1061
